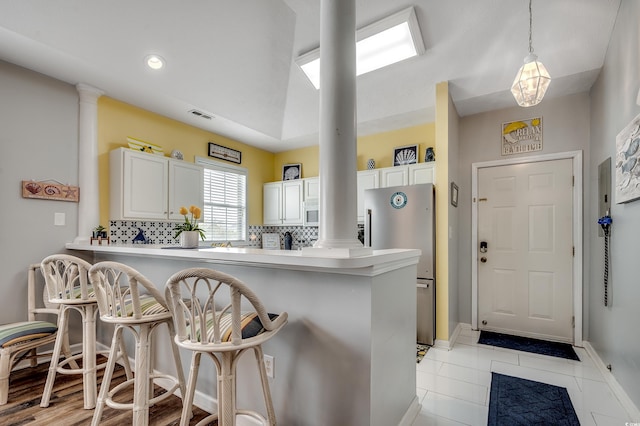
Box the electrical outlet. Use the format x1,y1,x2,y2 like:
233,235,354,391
263,354,274,378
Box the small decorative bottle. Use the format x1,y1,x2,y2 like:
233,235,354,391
284,231,293,250
425,147,435,162
367,158,376,169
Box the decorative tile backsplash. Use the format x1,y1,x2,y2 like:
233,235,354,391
247,225,319,249
109,220,179,245
109,220,320,248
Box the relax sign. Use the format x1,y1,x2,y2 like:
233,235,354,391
501,117,543,156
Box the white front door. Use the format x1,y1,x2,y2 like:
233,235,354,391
477,158,574,342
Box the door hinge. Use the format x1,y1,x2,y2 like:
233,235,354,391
572,175,575,187
572,246,575,257
572,316,575,328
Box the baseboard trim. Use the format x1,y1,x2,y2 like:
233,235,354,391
433,322,464,351
398,395,421,426
583,341,640,422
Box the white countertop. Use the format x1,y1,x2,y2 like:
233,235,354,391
66,242,421,276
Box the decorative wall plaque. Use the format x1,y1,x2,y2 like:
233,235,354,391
22,180,79,202
501,117,543,156
208,142,241,164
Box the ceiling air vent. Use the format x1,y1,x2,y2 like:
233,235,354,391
188,109,213,120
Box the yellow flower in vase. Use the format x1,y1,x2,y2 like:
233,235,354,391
174,205,205,241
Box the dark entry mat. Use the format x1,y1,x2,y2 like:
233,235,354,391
478,331,580,361
488,373,580,425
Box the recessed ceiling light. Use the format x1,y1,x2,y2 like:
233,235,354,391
145,54,165,70
296,7,425,89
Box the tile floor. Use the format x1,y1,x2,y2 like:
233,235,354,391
411,326,633,425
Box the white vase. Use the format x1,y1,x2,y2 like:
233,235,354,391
180,231,200,248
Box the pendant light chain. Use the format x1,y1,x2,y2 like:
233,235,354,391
528,0,533,54
511,0,550,107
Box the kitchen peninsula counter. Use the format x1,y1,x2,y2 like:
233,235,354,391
66,242,421,426
65,242,420,274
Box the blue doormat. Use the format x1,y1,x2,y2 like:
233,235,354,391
488,373,580,425
479,331,580,361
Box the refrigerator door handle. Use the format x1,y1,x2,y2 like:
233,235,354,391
365,208,372,247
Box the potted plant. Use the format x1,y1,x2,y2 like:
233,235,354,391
93,225,107,238
174,205,205,248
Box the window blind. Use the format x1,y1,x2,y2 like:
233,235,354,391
196,157,247,242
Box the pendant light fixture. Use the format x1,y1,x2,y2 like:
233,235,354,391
511,0,550,107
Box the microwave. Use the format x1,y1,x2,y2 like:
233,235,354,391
303,200,319,226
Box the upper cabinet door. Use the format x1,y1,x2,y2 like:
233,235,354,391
381,167,408,188
409,163,436,185
168,160,204,220
282,180,303,225
122,150,168,220
357,170,379,223
263,182,283,225
304,177,320,201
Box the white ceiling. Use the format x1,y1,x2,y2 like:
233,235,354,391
0,0,621,152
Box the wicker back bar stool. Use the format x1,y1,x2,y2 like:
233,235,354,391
0,263,70,405
88,261,185,426
165,267,288,426
39,254,132,410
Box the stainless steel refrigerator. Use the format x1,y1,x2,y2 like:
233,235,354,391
364,183,435,345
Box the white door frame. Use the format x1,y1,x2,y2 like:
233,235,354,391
471,150,583,345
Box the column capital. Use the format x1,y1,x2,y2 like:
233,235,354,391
76,83,104,102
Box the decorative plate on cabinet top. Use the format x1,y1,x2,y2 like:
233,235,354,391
171,149,184,160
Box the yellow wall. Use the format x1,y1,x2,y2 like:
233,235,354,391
97,97,275,226
272,123,436,181
435,82,450,342
97,97,436,228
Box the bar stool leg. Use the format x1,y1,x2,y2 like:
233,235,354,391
40,308,70,408
82,304,97,409
179,351,202,426
166,320,186,398
253,345,276,425
218,352,236,426
91,325,123,426
133,324,151,426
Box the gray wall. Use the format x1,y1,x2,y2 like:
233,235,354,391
0,60,79,322
588,0,640,407
447,91,460,337
457,93,592,328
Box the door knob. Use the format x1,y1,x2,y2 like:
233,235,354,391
480,257,487,263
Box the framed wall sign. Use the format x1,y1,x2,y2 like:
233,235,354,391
282,163,301,180
450,182,459,207
393,145,418,166
501,117,543,156
208,142,242,164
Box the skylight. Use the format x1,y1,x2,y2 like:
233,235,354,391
296,7,425,90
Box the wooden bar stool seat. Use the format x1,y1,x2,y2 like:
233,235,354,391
165,267,288,426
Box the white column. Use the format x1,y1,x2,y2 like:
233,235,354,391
304,0,371,257
74,83,104,243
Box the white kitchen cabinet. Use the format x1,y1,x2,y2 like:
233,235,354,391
357,169,380,223
381,166,408,187
263,180,303,225
168,160,205,220
263,182,282,225
408,162,436,185
110,148,203,221
303,177,319,201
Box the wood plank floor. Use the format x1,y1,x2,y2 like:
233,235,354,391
0,357,214,425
